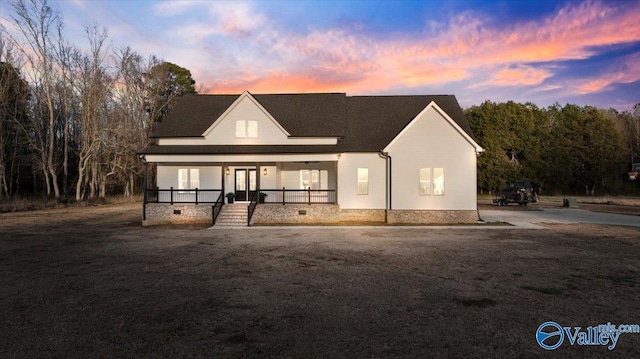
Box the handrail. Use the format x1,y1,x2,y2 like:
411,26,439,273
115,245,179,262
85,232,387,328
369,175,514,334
258,188,336,204
247,191,259,226
145,188,222,204
211,191,224,225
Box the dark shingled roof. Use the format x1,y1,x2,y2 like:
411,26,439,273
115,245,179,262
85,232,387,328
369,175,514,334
142,92,476,154
150,94,238,138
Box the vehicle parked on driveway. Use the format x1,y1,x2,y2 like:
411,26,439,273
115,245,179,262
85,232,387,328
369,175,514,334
493,180,537,206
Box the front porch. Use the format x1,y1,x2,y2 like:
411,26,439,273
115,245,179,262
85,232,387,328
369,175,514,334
142,187,337,226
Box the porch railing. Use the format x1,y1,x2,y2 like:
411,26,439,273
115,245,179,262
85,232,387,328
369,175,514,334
247,191,259,226
259,188,336,205
211,191,224,225
144,188,335,205
145,188,223,204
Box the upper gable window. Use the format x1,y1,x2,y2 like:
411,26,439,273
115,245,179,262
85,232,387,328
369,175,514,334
236,120,258,138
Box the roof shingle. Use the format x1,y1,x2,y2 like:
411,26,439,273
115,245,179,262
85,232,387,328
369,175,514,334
142,92,476,155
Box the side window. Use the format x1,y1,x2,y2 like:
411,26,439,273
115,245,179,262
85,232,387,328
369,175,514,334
419,168,431,195
357,168,368,195
433,168,445,195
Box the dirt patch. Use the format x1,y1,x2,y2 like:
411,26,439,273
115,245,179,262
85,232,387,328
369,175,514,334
1,204,639,358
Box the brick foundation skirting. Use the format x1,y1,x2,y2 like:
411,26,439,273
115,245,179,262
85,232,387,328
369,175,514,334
339,209,386,223
143,203,212,226
386,210,478,224
251,204,340,224
144,203,478,226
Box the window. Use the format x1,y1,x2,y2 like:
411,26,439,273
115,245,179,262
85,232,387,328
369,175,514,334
419,168,431,195
418,168,444,196
178,169,199,190
433,168,445,195
247,120,258,138
235,120,258,138
300,170,321,189
357,168,368,195
235,121,245,138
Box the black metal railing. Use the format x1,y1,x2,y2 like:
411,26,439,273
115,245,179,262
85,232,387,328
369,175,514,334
211,191,224,225
145,188,223,204
259,188,336,205
247,191,259,226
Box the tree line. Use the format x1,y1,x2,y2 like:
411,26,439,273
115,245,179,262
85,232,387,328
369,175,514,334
465,101,640,196
2,0,639,202
1,0,196,201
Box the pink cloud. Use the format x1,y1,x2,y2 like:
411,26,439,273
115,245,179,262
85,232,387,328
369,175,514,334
189,1,640,97
574,53,640,94
475,65,553,87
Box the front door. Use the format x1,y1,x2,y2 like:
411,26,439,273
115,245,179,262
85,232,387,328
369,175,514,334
235,169,256,201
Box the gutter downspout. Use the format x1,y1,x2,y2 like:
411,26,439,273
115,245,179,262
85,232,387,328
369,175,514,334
475,150,483,222
378,151,391,223
141,155,147,222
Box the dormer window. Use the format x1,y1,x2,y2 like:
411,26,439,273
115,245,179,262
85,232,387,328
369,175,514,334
236,120,258,138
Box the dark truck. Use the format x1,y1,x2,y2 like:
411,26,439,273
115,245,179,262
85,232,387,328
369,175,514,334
493,180,538,206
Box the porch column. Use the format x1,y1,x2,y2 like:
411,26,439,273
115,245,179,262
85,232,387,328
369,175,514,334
221,162,226,197
334,160,338,205
142,157,147,220
256,162,261,192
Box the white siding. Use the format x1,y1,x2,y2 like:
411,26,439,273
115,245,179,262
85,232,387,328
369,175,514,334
260,166,277,189
279,162,336,190
337,153,386,209
204,95,289,145
157,165,222,189
386,106,477,210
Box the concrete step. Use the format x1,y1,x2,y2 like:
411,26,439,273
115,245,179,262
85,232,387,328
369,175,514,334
214,205,249,227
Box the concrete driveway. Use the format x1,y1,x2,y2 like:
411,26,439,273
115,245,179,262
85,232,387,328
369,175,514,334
480,207,640,229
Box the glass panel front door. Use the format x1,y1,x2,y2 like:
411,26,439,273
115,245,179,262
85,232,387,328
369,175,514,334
235,169,256,201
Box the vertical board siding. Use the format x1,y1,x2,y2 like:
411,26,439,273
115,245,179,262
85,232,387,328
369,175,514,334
337,153,386,209
387,107,477,210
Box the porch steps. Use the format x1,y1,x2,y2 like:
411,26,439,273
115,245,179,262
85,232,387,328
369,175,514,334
214,204,248,227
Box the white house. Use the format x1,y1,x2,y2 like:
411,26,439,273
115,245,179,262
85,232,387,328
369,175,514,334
139,91,483,226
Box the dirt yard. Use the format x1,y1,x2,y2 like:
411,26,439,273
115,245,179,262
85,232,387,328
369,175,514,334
1,203,639,358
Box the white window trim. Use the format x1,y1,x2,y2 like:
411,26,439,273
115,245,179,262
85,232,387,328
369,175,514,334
433,167,445,196
419,168,431,196
418,167,444,196
178,168,200,191
235,120,258,138
300,169,321,190
357,168,368,195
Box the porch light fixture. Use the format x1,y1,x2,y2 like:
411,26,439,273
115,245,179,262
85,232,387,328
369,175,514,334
226,168,230,175
263,168,268,176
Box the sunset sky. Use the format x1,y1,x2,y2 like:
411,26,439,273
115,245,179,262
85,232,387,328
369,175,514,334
1,0,639,110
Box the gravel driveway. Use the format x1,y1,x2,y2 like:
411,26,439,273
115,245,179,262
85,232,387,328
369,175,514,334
480,207,640,228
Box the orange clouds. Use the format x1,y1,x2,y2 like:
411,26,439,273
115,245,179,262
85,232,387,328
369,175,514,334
479,65,553,87
188,0,640,98
575,53,640,94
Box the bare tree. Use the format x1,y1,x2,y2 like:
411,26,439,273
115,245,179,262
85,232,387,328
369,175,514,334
7,0,63,197
73,25,111,201
0,37,28,197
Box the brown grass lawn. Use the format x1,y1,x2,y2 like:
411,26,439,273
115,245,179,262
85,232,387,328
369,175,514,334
1,203,639,358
